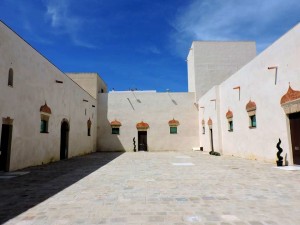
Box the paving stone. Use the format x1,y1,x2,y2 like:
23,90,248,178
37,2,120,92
0,152,300,224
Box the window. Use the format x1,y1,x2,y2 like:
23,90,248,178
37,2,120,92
226,110,233,132
40,102,51,134
40,119,48,133
246,100,256,129
112,127,120,134
250,115,256,128
88,128,91,136
168,118,179,134
202,126,205,134
8,68,13,87
170,127,177,134
228,121,233,131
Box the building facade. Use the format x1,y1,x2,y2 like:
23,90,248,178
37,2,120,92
0,20,300,171
198,23,300,165
0,21,98,171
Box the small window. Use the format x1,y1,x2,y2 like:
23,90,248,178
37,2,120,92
85,109,86,115
112,127,120,134
8,68,13,87
88,128,91,136
170,127,177,134
101,89,104,93
228,121,233,132
250,115,256,128
202,126,205,134
40,119,48,133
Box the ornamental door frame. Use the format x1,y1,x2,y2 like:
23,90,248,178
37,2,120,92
280,85,300,165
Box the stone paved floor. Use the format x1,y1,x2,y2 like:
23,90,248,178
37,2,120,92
1,151,300,225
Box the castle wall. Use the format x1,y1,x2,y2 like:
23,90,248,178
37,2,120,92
199,23,300,164
0,21,97,171
188,41,256,101
97,92,199,152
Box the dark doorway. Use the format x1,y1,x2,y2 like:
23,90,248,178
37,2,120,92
289,112,300,165
0,124,13,171
210,128,214,152
60,120,69,160
138,131,147,151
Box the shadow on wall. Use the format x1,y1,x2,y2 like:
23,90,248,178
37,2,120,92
97,93,126,151
0,152,123,224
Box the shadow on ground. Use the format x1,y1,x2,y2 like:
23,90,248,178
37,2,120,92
0,152,123,224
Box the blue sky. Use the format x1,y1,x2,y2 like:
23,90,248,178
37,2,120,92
1,0,299,92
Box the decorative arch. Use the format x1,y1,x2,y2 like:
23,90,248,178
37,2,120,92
207,118,212,129
246,100,256,112
136,121,149,131
110,119,122,127
8,68,13,87
2,116,14,125
280,84,300,114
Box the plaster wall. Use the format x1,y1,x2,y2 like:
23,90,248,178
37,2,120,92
198,86,222,153
200,23,300,164
187,43,195,93
67,72,108,99
97,92,199,151
188,41,256,101
0,21,97,171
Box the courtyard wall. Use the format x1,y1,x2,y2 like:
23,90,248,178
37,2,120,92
0,21,97,171
98,92,199,151
199,23,300,164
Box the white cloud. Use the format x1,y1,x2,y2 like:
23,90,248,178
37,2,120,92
171,0,300,57
45,0,96,48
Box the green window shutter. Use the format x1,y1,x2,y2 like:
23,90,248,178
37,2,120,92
112,128,120,134
170,127,177,134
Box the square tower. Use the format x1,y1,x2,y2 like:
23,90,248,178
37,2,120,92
187,41,256,101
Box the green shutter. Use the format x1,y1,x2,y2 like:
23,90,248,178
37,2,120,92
170,127,177,134
112,128,120,134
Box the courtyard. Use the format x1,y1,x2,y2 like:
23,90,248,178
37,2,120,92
0,151,300,225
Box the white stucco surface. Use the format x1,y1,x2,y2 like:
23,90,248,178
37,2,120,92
98,92,199,151
67,72,107,98
0,21,97,171
199,23,300,164
187,41,256,101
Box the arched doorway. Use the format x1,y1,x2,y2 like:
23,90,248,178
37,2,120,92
60,119,69,160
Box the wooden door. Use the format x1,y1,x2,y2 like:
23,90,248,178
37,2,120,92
289,112,300,165
138,131,147,151
0,124,12,171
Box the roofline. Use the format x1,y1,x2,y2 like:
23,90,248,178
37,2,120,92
0,20,96,100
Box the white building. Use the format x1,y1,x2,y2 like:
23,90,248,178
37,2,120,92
0,20,300,171
198,23,300,165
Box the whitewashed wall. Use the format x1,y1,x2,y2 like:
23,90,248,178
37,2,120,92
198,86,222,153
187,41,256,101
199,23,300,164
0,21,97,171
98,92,199,151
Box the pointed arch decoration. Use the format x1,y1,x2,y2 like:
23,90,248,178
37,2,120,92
280,84,300,114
